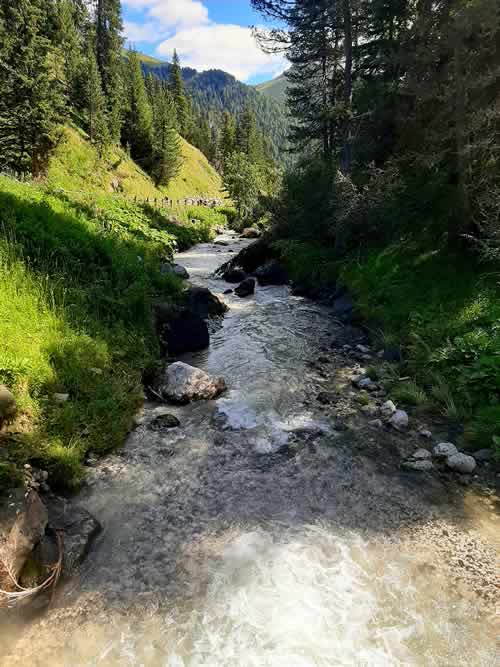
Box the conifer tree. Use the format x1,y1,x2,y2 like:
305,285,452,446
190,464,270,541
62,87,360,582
95,0,123,142
85,41,109,157
0,0,65,176
220,111,237,165
150,83,182,187
56,0,88,112
169,49,190,136
122,51,153,169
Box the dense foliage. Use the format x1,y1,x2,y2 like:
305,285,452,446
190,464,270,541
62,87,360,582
252,0,500,455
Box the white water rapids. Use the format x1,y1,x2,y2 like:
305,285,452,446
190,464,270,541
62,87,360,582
1,232,498,665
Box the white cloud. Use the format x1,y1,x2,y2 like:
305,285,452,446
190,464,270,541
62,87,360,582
157,24,287,81
123,0,208,29
123,20,160,43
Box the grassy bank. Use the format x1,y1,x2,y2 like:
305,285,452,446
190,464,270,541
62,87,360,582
0,173,226,493
276,238,500,455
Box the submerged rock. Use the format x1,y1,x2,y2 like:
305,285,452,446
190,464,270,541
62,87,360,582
149,413,180,430
235,278,256,298
160,362,226,404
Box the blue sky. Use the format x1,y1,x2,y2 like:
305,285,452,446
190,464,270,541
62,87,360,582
122,0,286,84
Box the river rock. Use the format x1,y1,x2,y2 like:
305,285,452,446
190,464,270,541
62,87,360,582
380,400,397,418
185,287,228,319
160,362,226,404
403,459,434,472
241,227,261,239
46,500,101,576
254,260,288,286
223,268,247,283
235,278,256,298
161,263,190,280
446,452,477,474
369,419,383,428
0,490,48,581
432,442,458,459
389,409,409,430
149,413,180,430
0,384,17,421
412,448,432,460
155,303,209,356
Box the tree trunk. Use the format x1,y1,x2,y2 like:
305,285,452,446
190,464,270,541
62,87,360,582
340,0,353,174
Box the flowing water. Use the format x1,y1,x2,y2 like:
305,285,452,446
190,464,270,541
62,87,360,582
1,233,498,665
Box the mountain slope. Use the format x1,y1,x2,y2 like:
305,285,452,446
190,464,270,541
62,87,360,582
47,126,225,201
142,62,288,159
255,73,288,105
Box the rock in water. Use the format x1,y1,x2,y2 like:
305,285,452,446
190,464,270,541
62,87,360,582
185,287,228,319
0,384,17,421
241,227,261,239
0,491,48,581
235,278,256,298
149,413,180,430
446,452,477,474
156,303,209,356
254,260,289,286
160,362,226,404
223,268,247,284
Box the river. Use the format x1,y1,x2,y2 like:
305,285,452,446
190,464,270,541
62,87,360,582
2,233,498,665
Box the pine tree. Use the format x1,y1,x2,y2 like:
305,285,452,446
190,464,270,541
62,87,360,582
55,0,87,111
85,40,109,157
122,51,153,169
150,84,183,187
169,49,190,136
220,111,237,165
0,0,65,176
95,0,123,142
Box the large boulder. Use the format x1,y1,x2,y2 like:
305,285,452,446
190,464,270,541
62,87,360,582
185,287,228,319
160,362,226,404
235,278,256,298
156,303,209,356
216,239,277,279
0,385,17,421
254,260,289,286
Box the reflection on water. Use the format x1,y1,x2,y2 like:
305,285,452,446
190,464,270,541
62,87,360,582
1,234,498,665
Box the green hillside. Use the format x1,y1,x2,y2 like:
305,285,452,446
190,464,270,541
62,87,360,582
0,129,230,493
256,73,288,105
48,126,225,202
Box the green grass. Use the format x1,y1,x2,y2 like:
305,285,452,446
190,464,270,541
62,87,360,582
0,147,228,492
48,126,227,206
276,237,500,455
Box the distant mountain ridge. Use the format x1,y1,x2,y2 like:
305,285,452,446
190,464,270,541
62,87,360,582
255,73,288,105
141,60,288,161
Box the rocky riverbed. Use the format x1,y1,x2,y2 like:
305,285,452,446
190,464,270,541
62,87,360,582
1,231,498,666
